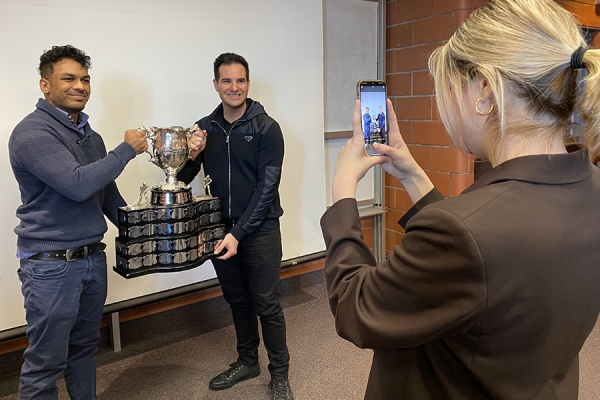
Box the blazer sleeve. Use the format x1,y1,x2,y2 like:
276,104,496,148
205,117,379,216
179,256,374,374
320,198,486,349
399,188,445,229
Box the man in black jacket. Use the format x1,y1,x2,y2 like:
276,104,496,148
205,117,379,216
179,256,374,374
178,53,292,400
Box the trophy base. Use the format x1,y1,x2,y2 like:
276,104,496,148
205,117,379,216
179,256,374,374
150,186,192,206
115,196,224,278
113,254,212,279
113,224,224,279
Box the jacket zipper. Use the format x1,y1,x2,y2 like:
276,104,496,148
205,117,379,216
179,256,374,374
212,119,240,220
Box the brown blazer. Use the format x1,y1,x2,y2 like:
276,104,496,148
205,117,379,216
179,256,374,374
321,150,600,399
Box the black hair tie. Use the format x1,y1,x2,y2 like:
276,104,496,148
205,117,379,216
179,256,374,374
570,46,588,70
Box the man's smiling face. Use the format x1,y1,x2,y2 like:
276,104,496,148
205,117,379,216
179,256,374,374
40,58,90,120
213,63,250,112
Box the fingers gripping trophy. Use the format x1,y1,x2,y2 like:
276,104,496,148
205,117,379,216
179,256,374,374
113,125,225,278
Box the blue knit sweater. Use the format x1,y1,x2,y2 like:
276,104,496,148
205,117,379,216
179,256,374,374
9,98,137,253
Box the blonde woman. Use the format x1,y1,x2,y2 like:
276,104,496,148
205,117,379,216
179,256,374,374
321,0,600,399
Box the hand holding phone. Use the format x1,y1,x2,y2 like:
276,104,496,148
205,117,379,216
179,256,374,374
357,80,388,156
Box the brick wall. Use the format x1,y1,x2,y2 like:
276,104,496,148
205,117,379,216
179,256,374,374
558,0,600,27
383,0,600,254
384,0,487,252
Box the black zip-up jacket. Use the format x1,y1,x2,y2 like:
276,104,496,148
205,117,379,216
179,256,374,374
178,98,284,241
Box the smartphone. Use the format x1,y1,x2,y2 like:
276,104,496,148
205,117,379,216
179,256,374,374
357,80,388,156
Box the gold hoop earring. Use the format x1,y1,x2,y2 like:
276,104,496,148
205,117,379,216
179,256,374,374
475,98,494,116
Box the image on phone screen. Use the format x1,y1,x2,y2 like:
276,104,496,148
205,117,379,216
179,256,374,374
358,80,387,155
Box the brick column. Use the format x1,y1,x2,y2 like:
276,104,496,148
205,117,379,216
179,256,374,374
384,0,487,252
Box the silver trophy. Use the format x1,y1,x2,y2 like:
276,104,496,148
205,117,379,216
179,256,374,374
139,125,196,206
114,125,225,279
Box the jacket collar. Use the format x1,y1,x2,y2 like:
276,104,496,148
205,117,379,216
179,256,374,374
464,149,594,194
208,98,266,126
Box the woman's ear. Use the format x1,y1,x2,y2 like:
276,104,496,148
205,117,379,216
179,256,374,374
473,74,493,102
469,70,496,117
473,65,497,103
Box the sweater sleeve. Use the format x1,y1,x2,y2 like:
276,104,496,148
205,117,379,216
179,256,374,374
102,181,127,227
229,121,284,241
11,127,136,202
320,198,486,349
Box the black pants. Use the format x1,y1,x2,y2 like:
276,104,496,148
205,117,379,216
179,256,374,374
213,229,290,379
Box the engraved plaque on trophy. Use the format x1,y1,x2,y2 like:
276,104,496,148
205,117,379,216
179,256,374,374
113,124,225,279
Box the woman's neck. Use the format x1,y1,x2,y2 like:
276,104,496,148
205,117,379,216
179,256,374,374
489,131,567,167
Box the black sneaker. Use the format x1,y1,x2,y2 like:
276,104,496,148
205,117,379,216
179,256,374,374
268,378,294,400
208,361,260,390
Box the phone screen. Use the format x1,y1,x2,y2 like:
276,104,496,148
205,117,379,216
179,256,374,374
358,80,387,155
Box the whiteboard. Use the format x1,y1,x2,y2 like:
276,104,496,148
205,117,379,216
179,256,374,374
0,0,326,331
323,0,379,206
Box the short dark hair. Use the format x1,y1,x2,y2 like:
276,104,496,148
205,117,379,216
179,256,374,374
38,45,91,79
213,53,249,81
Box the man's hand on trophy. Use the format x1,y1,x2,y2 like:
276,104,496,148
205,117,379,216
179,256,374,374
124,129,149,155
214,233,238,260
188,128,207,161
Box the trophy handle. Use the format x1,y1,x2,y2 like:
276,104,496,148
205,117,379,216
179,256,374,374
185,125,196,157
185,124,202,157
138,124,159,163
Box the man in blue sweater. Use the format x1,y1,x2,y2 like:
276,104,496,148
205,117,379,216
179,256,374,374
9,45,147,399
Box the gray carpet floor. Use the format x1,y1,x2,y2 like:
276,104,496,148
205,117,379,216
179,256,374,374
1,269,599,399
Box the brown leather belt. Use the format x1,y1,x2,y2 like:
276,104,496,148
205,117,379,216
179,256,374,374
30,243,106,261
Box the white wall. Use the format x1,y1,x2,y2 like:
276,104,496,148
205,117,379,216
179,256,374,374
0,0,326,331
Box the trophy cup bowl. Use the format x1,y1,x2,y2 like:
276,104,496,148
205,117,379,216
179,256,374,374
142,125,195,206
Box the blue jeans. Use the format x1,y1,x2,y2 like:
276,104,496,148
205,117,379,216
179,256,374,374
17,252,108,400
212,229,290,379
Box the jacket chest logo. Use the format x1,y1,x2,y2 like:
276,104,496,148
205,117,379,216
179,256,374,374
244,136,253,142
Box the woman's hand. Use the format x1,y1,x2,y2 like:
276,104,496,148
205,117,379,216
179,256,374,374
374,99,434,203
331,100,386,203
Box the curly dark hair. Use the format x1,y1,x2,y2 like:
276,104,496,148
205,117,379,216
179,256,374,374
38,45,92,78
213,52,249,81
